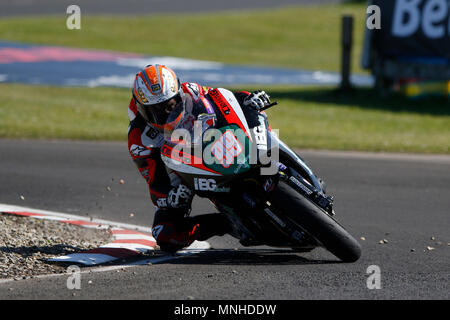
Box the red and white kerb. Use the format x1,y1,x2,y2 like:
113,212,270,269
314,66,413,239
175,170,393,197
0,208,156,266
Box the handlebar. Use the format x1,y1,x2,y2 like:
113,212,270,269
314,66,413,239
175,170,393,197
260,101,278,111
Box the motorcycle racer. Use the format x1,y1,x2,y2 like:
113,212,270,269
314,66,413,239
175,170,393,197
128,64,271,253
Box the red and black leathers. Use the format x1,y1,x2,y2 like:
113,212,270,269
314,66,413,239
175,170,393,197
128,82,253,252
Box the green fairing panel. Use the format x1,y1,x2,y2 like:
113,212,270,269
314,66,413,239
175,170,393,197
202,124,253,176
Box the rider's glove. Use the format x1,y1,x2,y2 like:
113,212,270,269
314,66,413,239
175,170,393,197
167,184,194,209
243,90,271,111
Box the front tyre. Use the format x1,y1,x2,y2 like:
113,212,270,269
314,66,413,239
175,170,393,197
270,181,361,262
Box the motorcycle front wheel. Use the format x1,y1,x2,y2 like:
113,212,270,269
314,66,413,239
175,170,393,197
269,181,362,262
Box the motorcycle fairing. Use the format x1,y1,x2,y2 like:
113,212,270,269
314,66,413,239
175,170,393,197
208,88,253,142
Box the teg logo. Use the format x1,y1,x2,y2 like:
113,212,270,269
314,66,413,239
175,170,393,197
194,178,217,191
392,0,450,38
66,5,81,30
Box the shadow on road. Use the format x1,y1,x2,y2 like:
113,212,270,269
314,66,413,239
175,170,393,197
166,249,341,266
43,249,342,268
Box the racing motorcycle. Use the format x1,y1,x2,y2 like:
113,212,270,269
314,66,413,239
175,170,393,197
161,88,361,262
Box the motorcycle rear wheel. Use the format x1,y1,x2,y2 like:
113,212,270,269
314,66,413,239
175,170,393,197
270,181,361,262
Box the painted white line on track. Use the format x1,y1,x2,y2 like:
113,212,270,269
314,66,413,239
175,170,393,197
0,244,210,285
0,203,153,233
298,149,450,163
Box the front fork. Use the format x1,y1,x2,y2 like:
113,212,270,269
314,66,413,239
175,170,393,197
270,133,335,216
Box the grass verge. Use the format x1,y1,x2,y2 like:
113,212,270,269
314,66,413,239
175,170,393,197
1,83,448,154
0,4,367,73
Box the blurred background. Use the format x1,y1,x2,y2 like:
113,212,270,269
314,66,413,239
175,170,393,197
0,0,448,153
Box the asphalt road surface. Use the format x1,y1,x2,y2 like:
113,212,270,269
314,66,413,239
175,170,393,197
1,0,342,17
0,139,448,300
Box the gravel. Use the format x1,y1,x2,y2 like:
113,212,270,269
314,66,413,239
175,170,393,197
0,213,112,279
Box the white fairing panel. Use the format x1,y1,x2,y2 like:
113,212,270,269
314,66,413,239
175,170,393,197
216,88,253,142
161,153,220,176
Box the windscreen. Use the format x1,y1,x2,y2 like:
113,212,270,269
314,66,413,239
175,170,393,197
164,95,217,146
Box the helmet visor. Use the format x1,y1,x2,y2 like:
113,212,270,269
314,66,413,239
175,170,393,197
137,93,183,126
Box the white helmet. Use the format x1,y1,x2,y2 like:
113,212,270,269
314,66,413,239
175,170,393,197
132,64,184,129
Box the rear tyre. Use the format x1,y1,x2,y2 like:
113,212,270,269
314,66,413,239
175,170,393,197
270,181,361,262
